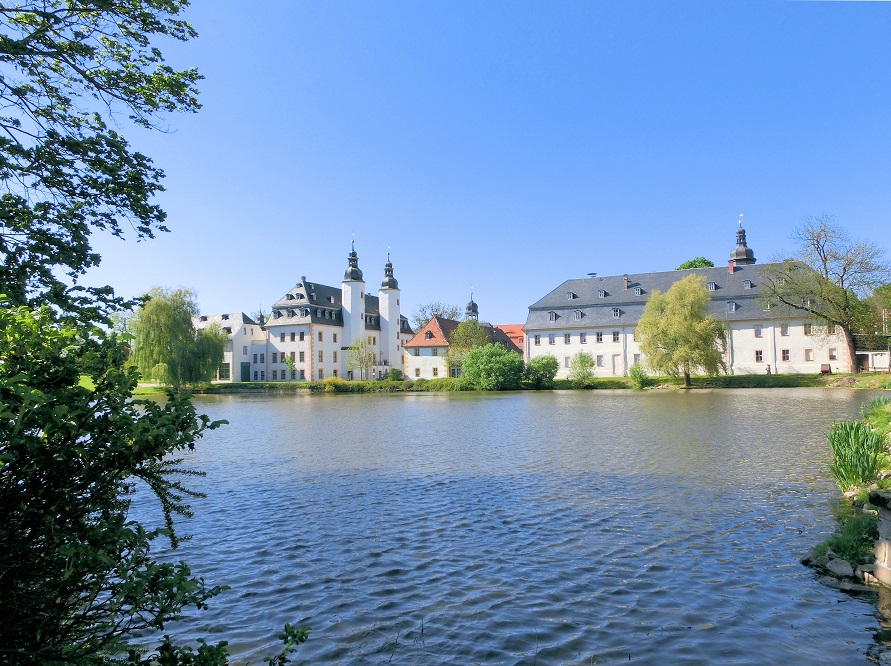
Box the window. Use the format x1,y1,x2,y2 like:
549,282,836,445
318,350,323,362
548,311,557,321
728,302,737,313
755,350,763,363
828,324,836,335
432,348,438,356
596,355,604,367
754,325,762,338
580,333,587,344
596,332,603,343
253,354,258,364
534,335,541,346
414,348,420,356
804,323,813,336
598,289,606,298
567,291,576,300
218,363,230,380
743,280,753,289
318,369,323,379
221,314,229,320
242,345,248,355
280,332,285,342
549,334,556,345
373,336,377,345
780,324,789,336
259,353,265,364
299,351,305,362
764,302,772,311
564,333,571,344
318,331,323,342
300,369,305,380
260,371,265,380
829,348,838,360
199,315,207,322
253,371,258,381
633,353,641,365
707,282,716,291
782,349,790,361
291,370,297,380
565,357,571,368
415,368,421,377
425,331,433,339
433,367,439,377
299,331,305,341
612,308,621,318
633,287,643,296
290,351,296,362
333,369,338,377
272,370,278,380
574,310,583,320
272,352,278,364
333,333,338,343
612,331,620,343
333,351,338,363
805,348,814,362
778,277,786,286
291,332,296,342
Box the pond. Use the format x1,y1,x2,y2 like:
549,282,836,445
132,388,890,664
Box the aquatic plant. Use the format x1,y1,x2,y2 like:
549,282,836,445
827,421,889,491
816,508,878,568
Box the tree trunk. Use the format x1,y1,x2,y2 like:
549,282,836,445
842,326,858,374
683,370,691,387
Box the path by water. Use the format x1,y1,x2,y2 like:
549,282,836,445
132,388,890,664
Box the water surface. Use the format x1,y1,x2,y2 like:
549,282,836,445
133,389,889,664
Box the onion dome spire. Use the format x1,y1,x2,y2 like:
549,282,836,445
381,251,398,289
729,215,756,266
465,289,479,320
344,240,364,281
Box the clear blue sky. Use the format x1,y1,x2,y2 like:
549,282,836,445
84,0,891,325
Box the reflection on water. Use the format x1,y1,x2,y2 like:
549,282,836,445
132,389,890,664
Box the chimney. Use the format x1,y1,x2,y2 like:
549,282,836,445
623,274,630,290
728,261,735,274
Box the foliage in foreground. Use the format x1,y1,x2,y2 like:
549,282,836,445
0,304,230,663
628,363,649,389
815,507,879,568
525,355,559,389
827,420,889,491
569,351,596,388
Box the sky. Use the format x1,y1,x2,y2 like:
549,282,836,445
84,0,891,326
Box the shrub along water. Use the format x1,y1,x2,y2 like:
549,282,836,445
827,421,889,491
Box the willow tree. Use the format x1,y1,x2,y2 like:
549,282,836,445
760,216,890,372
130,288,225,386
636,274,726,387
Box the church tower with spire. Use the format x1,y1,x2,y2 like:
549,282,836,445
465,290,479,321
341,241,365,347
378,253,401,371
729,218,756,269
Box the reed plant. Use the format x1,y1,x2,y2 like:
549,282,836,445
827,421,889,491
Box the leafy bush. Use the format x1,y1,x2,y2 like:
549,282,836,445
569,351,596,388
386,368,404,381
462,344,525,390
817,508,878,568
525,355,559,389
827,421,889,491
628,363,649,389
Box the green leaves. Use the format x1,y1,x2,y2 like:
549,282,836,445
461,343,524,390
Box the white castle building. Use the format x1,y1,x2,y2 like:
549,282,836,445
524,225,860,379
195,245,413,382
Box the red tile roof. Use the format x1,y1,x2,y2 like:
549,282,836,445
404,316,460,348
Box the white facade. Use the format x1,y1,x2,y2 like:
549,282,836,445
193,312,264,382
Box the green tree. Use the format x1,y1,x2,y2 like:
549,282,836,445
761,215,891,372
410,301,461,330
461,343,524,390
0,303,227,663
676,257,714,270
636,274,727,387
444,319,490,375
569,351,596,388
0,2,201,320
129,288,226,387
525,355,559,389
346,337,376,380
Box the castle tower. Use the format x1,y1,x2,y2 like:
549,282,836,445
729,218,756,267
341,241,365,347
378,253,402,372
465,290,479,321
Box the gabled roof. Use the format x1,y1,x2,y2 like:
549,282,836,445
524,263,805,330
405,316,522,354
494,324,524,342
194,312,257,329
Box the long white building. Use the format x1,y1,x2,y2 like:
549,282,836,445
524,226,852,378
195,245,414,382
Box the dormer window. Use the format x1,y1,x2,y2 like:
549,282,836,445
286,294,294,300
199,315,207,322
295,293,304,299
612,308,621,318
302,308,310,317
598,289,606,298
728,302,737,313
310,293,316,301
548,311,558,321
221,314,229,320
425,331,433,339
329,296,335,303
573,310,583,321
707,282,716,291
633,287,643,296
743,280,753,289
222,326,232,334
567,291,576,300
